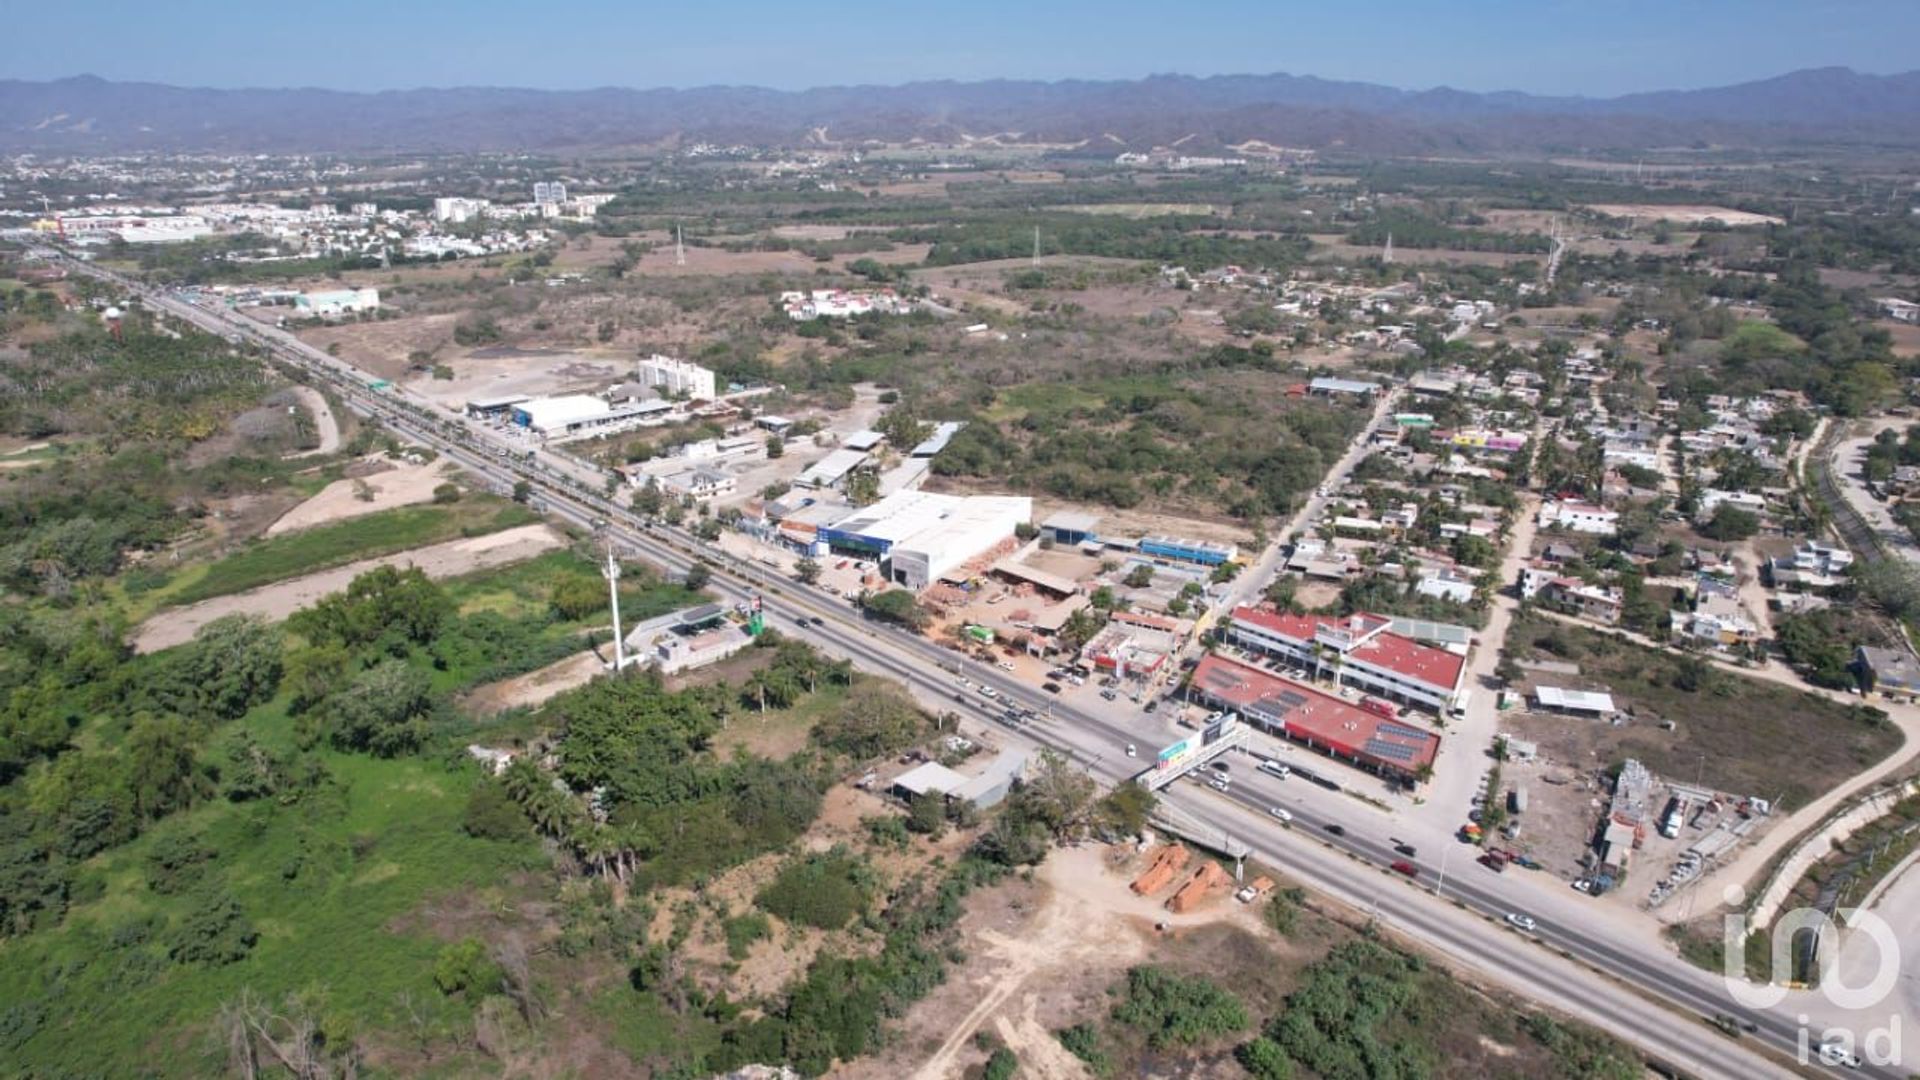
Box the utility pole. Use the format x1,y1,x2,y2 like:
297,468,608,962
604,542,626,670
675,225,686,266
1031,225,1040,267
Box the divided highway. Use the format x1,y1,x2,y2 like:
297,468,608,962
51,251,1854,1079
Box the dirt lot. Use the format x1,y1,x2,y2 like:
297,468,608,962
1502,613,1902,813
1884,321,1920,360
402,347,625,411
838,844,1282,1080
132,523,565,653
266,457,460,536
1584,204,1784,227
292,312,463,381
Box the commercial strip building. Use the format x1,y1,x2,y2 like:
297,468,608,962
1139,535,1237,567
1225,607,1468,713
1188,654,1439,782
814,489,1031,590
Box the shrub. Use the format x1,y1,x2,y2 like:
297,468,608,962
462,780,530,841
1054,1023,1112,1076
1109,966,1248,1049
144,832,216,895
983,1047,1018,1079
724,912,771,960
166,889,258,966
434,937,503,996
757,850,870,930
1236,1036,1294,1080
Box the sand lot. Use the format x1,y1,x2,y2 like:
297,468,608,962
132,523,565,653
266,458,457,536
1585,204,1784,227
461,647,606,714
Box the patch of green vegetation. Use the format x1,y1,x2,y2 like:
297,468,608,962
160,498,538,608
1055,1022,1114,1076
0,750,543,1075
1109,965,1249,1050
723,911,771,960
756,849,872,931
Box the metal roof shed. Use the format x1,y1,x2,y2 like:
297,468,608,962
1534,686,1617,714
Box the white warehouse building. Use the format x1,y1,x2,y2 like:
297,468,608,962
817,490,1031,590
635,355,717,401
294,287,380,317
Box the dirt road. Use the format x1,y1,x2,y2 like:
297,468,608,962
287,385,341,459
132,523,564,653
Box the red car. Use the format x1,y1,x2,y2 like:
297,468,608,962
1390,860,1419,878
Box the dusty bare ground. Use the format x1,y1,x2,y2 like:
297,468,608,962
266,458,460,536
460,647,608,715
297,312,465,380
1886,321,1920,359
836,844,1271,1080
1584,204,1784,227
132,523,565,653
401,348,624,411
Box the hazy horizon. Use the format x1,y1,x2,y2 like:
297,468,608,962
4,0,1916,99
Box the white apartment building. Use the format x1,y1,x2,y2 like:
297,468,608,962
432,197,491,223
635,355,718,401
1537,500,1619,537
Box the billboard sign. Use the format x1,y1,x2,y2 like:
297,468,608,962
1200,712,1238,746
1156,736,1197,771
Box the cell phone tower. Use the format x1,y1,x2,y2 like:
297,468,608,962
604,542,627,670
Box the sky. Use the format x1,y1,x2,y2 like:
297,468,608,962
3,0,1915,97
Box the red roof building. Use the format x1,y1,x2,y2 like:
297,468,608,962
1225,607,1468,713
1189,654,1439,780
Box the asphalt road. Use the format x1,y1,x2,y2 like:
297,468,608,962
49,250,1867,1078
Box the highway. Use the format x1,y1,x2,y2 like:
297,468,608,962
47,249,1866,1078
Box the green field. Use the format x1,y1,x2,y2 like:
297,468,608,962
149,498,540,611
0,736,542,1076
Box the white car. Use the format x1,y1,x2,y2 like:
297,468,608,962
1268,807,1293,823
1817,1041,1862,1069
1505,913,1537,933
1208,778,1230,792
979,686,998,699
1125,744,1137,758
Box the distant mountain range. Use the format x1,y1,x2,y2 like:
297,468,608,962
2,67,1917,155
